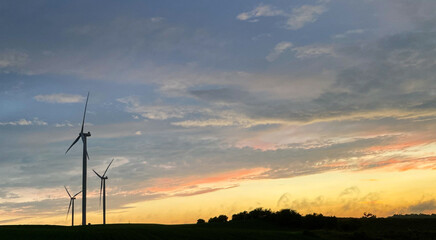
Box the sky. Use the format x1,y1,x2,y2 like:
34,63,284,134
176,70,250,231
1,0,436,225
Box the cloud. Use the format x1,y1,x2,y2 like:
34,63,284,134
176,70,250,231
171,111,285,128
189,88,251,103
117,96,190,120
339,186,360,197
285,4,327,30
407,199,436,212
267,43,333,61
237,3,328,30
0,118,47,126
34,93,85,103
266,42,293,62
236,4,284,21
0,189,20,199
145,167,269,194
54,121,74,127
2,0,436,223
172,185,238,197
150,17,164,23
0,49,28,68
0,217,30,224
333,29,366,39
292,45,334,59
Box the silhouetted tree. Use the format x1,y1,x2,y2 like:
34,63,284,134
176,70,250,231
232,211,249,221
248,208,272,220
273,209,302,227
197,219,205,224
362,212,376,219
208,215,228,223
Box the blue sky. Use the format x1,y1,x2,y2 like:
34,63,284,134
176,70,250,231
1,0,436,224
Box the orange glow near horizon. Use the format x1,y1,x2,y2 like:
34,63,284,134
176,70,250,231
1,141,436,226
1,165,435,226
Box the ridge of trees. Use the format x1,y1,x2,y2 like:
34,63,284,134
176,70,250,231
199,208,338,229
198,208,436,230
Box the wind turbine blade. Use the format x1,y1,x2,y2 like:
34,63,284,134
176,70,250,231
64,186,72,198
73,191,82,198
99,179,103,206
93,169,102,178
66,199,72,220
65,135,80,154
80,92,89,134
103,158,114,177
86,150,90,160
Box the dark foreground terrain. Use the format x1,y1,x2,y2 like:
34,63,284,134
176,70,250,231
1,218,436,240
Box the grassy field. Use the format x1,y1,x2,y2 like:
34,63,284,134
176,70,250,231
1,218,436,240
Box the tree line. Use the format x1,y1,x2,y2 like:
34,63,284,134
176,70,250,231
198,208,338,229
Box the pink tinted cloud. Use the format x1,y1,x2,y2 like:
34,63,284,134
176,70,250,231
145,167,269,194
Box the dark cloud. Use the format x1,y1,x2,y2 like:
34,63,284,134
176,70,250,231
407,199,436,212
215,30,436,124
0,198,66,214
189,88,251,104
0,190,19,199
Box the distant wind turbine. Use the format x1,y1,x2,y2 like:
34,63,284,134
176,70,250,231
65,186,81,226
93,159,114,225
65,92,91,226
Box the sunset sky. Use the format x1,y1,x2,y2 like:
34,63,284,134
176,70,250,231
1,0,436,225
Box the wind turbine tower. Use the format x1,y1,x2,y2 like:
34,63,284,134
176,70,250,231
65,92,91,226
65,186,81,226
93,159,114,225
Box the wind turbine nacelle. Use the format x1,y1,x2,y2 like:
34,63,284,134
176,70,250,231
84,132,91,137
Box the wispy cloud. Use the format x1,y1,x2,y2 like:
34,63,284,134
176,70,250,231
407,199,436,212
267,42,333,61
266,42,293,62
333,29,366,39
34,93,85,103
117,96,195,120
292,45,334,58
237,3,328,30
0,49,28,68
0,118,47,126
54,121,74,127
145,167,269,194
172,111,285,128
236,4,285,21
285,4,327,30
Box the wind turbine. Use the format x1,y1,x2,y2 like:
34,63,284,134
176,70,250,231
93,159,114,225
65,92,91,226
65,186,81,226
